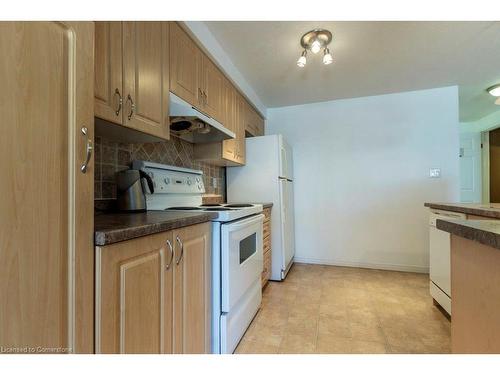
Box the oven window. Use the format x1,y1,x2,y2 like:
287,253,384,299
240,233,257,264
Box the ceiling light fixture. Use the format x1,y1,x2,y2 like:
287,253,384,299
487,84,500,97
297,28,333,68
297,50,307,67
323,48,333,65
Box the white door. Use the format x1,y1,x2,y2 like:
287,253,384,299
279,179,295,277
460,132,482,203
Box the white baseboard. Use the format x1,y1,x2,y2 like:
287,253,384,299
293,256,429,274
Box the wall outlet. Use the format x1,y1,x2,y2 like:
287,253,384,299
429,168,441,178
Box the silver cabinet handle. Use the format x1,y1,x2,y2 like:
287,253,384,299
166,239,174,270
203,91,207,105
114,88,122,116
126,94,135,120
175,236,184,265
80,126,93,174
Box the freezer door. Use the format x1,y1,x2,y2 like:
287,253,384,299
279,179,295,274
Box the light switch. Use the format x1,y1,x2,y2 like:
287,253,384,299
212,177,218,188
429,168,441,178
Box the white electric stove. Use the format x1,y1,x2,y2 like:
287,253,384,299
132,160,264,354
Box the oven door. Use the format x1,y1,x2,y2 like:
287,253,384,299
221,214,264,313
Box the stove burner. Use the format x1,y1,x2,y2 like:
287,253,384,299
167,207,201,210
225,204,254,208
200,204,222,207
204,207,233,211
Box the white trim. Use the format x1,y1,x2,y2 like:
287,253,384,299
293,256,429,274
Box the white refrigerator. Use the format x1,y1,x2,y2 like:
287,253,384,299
226,134,295,280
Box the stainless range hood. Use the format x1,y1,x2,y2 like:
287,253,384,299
169,92,235,143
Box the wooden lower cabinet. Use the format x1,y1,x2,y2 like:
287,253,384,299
95,231,173,353
95,222,211,354
262,207,272,287
172,223,211,354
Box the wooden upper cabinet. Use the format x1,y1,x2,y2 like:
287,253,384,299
244,103,265,137
236,93,247,165
170,22,202,107
0,21,94,353
220,77,233,132
201,55,224,122
173,223,211,354
94,22,123,125
95,232,174,354
123,22,170,140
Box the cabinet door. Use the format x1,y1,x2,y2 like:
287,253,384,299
173,223,211,354
123,22,170,140
0,22,94,353
96,232,174,354
222,83,237,162
201,55,223,121
94,21,123,125
220,77,233,132
170,22,202,107
236,94,247,165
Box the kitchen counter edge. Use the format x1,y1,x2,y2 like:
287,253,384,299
436,218,500,251
95,211,218,246
424,202,500,219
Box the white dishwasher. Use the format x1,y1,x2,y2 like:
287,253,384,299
429,209,466,315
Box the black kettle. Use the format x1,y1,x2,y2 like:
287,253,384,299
116,169,154,212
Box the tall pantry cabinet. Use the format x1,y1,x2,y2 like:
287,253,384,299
0,22,95,353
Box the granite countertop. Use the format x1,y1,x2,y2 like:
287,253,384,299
95,211,218,246
424,202,500,219
436,219,500,250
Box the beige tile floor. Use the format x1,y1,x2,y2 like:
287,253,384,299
235,263,451,354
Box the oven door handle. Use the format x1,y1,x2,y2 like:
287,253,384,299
222,213,264,230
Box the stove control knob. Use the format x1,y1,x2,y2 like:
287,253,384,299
197,183,202,190
196,177,200,183
187,178,192,186
164,177,170,184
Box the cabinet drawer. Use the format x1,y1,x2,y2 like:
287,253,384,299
264,235,271,254
263,221,271,239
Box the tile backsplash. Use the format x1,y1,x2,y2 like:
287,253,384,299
94,135,225,200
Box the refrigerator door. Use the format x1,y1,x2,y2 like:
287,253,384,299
279,179,295,277
279,137,293,180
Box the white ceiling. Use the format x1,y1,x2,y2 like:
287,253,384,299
204,21,500,122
